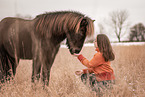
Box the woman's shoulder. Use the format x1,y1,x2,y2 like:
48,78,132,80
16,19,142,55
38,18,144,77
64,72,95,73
93,52,105,62
94,52,103,57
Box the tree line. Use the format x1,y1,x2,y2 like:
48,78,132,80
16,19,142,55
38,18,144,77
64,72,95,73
98,10,145,42
129,23,145,42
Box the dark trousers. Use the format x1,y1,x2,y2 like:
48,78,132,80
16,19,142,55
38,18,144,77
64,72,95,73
81,73,115,96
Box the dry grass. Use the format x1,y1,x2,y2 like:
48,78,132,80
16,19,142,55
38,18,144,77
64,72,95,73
0,44,145,97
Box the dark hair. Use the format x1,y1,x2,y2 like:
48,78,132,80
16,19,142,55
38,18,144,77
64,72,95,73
97,34,115,62
35,11,94,38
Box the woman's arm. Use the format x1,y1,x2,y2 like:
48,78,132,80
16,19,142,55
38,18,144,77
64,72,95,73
77,53,103,68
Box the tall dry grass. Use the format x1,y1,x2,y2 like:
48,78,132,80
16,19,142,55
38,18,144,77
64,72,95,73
0,44,145,97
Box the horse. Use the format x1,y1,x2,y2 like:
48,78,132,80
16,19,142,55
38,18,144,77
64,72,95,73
0,11,94,86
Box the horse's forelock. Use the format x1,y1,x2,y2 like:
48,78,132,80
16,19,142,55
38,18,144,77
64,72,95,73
75,17,94,37
86,17,94,36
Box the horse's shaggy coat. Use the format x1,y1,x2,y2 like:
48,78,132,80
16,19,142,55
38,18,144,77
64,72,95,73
0,11,94,86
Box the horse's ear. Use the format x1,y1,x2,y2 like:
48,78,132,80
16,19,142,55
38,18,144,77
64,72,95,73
80,19,88,27
79,18,94,36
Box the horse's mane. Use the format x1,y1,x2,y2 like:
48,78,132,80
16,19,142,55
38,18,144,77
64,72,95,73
34,11,94,38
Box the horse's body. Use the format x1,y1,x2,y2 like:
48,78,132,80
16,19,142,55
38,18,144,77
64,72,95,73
0,18,34,59
0,11,94,85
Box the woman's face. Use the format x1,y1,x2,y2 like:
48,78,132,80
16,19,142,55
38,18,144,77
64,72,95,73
94,38,98,48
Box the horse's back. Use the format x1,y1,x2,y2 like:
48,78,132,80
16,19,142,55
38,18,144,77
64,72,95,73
0,17,25,28
0,17,33,28
0,17,34,59
0,17,31,35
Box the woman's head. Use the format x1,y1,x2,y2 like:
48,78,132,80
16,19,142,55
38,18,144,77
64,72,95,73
96,34,115,62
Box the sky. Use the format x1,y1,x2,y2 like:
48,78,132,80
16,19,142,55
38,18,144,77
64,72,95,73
0,0,145,41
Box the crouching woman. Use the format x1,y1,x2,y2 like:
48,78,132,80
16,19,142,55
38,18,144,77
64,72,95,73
74,34,115,96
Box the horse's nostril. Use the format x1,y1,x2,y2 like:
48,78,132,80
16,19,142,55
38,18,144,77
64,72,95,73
70,48,81,54
75,49,80,54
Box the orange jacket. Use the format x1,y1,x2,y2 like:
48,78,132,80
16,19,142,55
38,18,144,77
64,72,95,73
77,48,115,81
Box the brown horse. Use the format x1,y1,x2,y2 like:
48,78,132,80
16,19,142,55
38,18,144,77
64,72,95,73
0,11,94,86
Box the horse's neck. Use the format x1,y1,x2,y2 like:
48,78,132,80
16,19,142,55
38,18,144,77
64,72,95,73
51,32,66,45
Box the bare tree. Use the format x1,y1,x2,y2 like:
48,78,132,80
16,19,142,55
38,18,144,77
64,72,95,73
129,23,145,41
109,10,129,42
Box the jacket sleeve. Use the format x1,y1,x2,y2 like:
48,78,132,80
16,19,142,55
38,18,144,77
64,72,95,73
77,53,103,68
83,68,94,74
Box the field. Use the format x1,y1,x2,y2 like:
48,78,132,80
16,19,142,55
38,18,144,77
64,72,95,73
0,44,145,97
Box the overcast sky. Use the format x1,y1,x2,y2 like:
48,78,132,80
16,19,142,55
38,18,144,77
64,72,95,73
0,0,145,23
0,0,145,41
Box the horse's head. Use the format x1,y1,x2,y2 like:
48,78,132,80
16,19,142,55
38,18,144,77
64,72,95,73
34,11,94,54
66,17,94,54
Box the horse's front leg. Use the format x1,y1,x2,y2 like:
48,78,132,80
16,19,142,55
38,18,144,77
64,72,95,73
31,50,57,86
41,60,52,86
31,41,43,83
41,45,60,86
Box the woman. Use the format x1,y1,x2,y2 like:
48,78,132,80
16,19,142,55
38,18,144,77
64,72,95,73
74,34,115,96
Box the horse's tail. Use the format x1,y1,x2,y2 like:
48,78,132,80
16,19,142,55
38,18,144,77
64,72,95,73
0,45,16,83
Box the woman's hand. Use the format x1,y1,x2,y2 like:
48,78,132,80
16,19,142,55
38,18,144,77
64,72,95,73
75,70,83,76
73,53,81,57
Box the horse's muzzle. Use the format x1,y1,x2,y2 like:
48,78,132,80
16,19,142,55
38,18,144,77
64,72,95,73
70,48,81,54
